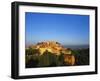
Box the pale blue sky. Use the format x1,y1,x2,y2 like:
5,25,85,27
25,12,89,46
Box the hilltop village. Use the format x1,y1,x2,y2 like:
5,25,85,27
26,41,75,67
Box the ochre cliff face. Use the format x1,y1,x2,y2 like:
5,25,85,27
64,54,75,65
28,41,75,65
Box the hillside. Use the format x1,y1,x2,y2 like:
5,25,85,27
25,41,89,68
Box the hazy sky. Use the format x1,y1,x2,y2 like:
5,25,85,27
25,12,89,46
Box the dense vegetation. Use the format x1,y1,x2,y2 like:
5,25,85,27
26,48,65,68
25,48,89,68
72,48,89,65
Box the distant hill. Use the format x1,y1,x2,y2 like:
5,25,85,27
63,45,89,49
